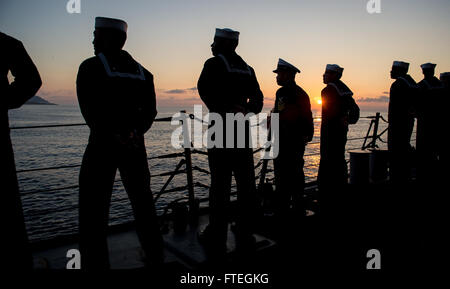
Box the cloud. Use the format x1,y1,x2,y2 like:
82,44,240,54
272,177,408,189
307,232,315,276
182,97,201,101
155,87,202,106
163,87,197,94
157,95,200,102
164,89,186,94
358,96,389,103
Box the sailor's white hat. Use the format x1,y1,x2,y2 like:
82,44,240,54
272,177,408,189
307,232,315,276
215,28,239,40
273,58,301,73
325,64,344,74
392,61,409,70
420,63,436,69
95,17,128,33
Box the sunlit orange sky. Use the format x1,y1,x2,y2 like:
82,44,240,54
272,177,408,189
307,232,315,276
1,0,449,111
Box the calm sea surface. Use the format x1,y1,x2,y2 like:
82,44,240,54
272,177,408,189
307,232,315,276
8,104,392,242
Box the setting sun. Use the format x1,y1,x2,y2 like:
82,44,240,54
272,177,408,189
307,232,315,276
317,99,322,105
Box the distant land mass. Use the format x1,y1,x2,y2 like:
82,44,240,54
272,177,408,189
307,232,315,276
25,95,56,105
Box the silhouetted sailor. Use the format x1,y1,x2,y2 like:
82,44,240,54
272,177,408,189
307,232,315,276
440,72,450,89
197,28,263,254
416,63,444,183
388,61,417,183
318,64,359,213
272,59,313,221
439,72,450,176
76,17,162,270
0,32,42,269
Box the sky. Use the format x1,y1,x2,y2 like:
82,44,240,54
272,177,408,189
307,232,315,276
1,0,449,111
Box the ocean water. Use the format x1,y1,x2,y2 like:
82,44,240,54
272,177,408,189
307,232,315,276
8,104,392,243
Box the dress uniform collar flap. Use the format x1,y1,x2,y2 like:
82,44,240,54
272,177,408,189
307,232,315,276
97,53,146,80
217,54,251,75
328,82,353,97
422,78,444,90
398,76,417,89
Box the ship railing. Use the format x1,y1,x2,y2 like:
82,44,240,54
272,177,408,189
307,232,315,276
11,112,393,221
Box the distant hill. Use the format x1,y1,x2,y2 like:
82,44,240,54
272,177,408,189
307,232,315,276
25,96,56,105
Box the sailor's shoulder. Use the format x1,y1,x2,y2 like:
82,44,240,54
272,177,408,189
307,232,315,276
397,76,417,87
246,63,255,74
200,57,227,75
323,83,338,95
294,84,308,95
233,53,249,65
1,33,29,58
393,78,408,88
232,54,253,71
77,57,105,81
140,67,154,82
276,85,290,97
336,80,351,90
0,32,22,47
79,56,102,70
295,86,310,103
430,77,444,86
204,56,223,66
278,85,307,103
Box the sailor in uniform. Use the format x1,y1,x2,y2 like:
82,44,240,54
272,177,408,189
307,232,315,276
388,61,417,184
438,72,450,180
318,64,358,214
76,17,163,269
416,63,444,183
197,28,264,254
272,59,313,222
0,32,42,269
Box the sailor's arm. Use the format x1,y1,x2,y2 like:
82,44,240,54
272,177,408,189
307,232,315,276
245,67,264,114
137,69,157,135
279,89,314,142
198,58,231,113
321,85,340,119
76,60,112,133
389,80,409,112
277,89,299,122
7,39,42,109
299,92,314,142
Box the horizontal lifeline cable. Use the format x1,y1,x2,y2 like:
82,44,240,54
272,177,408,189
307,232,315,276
9,116,174,130
10,114,387,130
